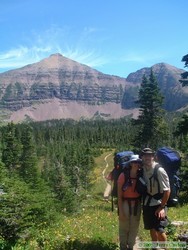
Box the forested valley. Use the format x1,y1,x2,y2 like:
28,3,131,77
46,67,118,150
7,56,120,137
1,65,188,249
0,113,188,249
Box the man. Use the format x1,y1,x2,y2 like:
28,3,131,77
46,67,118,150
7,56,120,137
141,148,170,249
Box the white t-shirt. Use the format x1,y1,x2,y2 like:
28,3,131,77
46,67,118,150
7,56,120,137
143,162,170,206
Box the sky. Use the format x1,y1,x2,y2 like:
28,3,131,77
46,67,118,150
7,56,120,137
0,0,187,78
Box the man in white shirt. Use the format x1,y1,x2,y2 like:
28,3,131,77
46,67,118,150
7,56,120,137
141,148,170,249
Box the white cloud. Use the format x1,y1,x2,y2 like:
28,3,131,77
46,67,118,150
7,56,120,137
0,46,52,69
0,26,107,72
62,47,107,67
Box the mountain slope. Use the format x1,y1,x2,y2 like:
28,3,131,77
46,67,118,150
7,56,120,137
124,63,188,111
0,53,127,87
0,54,132,122
0,54,187,123
9,99,139,122
0,54,128,115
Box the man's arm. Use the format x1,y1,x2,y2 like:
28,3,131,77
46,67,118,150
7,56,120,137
155,189,171,219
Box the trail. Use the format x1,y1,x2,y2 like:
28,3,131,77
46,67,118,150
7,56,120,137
102,153,112,200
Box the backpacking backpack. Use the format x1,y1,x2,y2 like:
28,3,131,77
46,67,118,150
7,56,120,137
155,147,181,207
111,151,134,198
110,151,134,211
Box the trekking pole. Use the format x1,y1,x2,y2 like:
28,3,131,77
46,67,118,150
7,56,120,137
111,195,114,212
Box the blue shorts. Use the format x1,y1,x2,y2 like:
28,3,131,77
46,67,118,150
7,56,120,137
143,205,168,232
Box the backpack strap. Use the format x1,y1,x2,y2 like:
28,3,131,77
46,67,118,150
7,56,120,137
122,168,131,192
128,199,132,216
121,169,141,215
151,164,160,193
111,168,130,212
146,164,163,206
122,197,141,215
111,195,114,212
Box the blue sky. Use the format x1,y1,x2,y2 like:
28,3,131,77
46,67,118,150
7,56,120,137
0,0,187,77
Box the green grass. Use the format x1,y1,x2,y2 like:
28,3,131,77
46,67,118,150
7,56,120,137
12,150,119,250
11,150,188,249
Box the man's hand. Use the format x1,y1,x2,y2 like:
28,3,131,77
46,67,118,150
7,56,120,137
155,206,166,219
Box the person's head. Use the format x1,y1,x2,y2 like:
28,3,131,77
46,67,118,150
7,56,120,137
128,154,142,170
141,148,155,168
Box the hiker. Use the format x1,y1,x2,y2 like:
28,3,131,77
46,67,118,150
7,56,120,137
141,148,170,249
117,154,142,250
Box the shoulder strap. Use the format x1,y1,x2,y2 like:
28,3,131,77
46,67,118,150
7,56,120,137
153,163,161,177
122,168,131,192
146,164,163,206
149,164,161,194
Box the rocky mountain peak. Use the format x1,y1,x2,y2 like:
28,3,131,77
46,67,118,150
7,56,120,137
124,62,187,111
37,53,98,72
152,62,184,74
126,62,184,85
0,53,126,87
0,54,187,123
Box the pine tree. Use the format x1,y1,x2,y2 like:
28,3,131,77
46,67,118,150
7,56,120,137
133,70,168,149
178,54,188,150
1,122,22,171
179,54,188,86
19,125,38,184
174,113,188,152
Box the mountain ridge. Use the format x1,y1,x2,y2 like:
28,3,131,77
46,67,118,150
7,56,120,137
0,53,187,123
0,53,128,87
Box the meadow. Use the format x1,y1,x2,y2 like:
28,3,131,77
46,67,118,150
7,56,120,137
11,150,188,250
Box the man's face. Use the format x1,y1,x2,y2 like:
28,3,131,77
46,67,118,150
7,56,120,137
142,154,154,168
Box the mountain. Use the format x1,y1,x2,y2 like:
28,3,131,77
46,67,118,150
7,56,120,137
0,53,187,123
0,53,127,87
125,63,188,111
0,54,136,122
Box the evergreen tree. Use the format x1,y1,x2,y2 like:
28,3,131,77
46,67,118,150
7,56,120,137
175,113,188,136
179,54,188,86
50,159,79,213
1,122,22,171
133,71,168,149
19,125,39,184
174,113,188,152
178,53,188,150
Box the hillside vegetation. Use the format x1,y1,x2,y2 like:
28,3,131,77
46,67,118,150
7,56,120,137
0,117,188,249
9,151,188,250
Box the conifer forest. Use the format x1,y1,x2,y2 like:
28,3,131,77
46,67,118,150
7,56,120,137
0,70,188,249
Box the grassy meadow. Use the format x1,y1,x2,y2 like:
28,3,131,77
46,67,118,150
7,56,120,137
11,150,188,250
